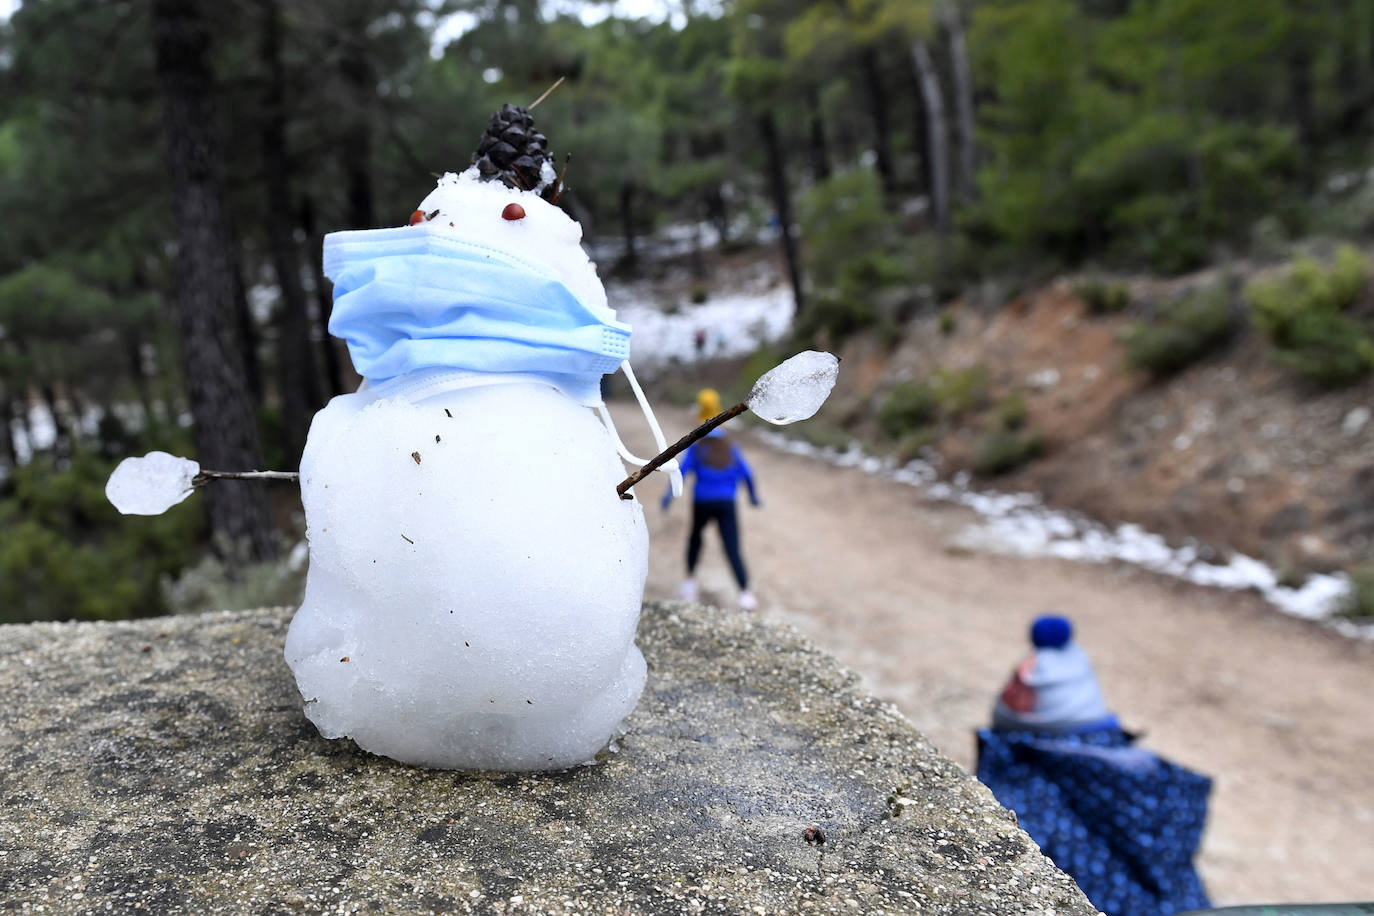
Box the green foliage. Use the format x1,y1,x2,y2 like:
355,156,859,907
795,296,882,343
0,451,205,623
972,388,1042,474
878,366,992,441
1340,564,1374,621
1245,246,1374,387
970,0,1314,271
1121,283,1235,376
1075,277,1130,315
938,309,957,335
797,170,913,341
878,381,937,438
163,545,306,616
909,233,981,304
931,366,990,416
1271,316,1374,388
791,422,853,452
895,429,937,464
973,429,1046,475
989,394,1029,431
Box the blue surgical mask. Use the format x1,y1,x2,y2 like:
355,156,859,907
323,227,630,407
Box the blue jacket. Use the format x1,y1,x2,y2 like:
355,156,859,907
663,440,757,508
977,727,1212,916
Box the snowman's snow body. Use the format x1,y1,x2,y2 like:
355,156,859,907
285,171,668,771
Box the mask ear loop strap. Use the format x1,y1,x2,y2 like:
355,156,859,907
596,405,654,467
619,360,683,498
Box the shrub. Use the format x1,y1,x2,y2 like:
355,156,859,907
1340,564,1374,620
163,543,306,616
938,309,958,335
878,381,937,438
895,429,937,463
989,393,1029,431
1244,245,1374,387
690,285,709,304
798,170,913,341
1247,247,1366,345
1271,311,1374,388
794,294,881,343
1120,282,1235,376
931,365,990,417
0,451,205,623
909,232,980,305
973,429,1046,475
1075,277,1130,315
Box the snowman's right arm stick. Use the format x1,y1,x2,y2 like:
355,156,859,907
616,402,748,498
194,469,300,486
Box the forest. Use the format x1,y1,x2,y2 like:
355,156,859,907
4,0,1374,623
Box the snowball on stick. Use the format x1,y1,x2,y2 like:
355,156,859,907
616,351,839,497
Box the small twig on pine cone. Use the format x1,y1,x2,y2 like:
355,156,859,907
528,76,566,110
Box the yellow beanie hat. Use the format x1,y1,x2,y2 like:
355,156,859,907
696,388,722,423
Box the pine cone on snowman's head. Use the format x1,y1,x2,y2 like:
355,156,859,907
471,103,555,200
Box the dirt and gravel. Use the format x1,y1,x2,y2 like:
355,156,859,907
612,401,1374,908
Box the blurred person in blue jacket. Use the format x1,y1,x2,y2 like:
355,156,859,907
978,615,1212,916
663,389,760,610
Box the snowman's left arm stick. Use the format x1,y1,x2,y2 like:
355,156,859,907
616,402,747,498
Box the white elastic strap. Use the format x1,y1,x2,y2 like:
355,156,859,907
620,360,683,498
596,406,655,467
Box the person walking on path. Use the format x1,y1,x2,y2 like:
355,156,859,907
663,388,760,610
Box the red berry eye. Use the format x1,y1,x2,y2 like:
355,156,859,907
408,210,426,226
502,203,526,221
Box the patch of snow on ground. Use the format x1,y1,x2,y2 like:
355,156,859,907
615,284,795,367
756,430,1373,640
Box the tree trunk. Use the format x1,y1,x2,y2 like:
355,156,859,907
1287,38,1317,187
257,0,322,466
912,40,951,233
806,85,832,183
706,186,730,248
942,2,977,200
14,342,69,456
123,331,156,426
0,387,17,469
619,180,638,267
299,195,349,396
757,112,805,316
340,24,376,229
859,49,897,198
151,0,276,562
38,380,68,456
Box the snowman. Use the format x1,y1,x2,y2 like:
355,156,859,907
104,103,839,773
282,105,683,771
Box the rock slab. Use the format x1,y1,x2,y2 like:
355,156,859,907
0,602,1096,914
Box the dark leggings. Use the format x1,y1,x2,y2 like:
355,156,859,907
687,500,748,589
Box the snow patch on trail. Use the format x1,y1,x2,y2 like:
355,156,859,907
614,285,795,367
756,431,1374,641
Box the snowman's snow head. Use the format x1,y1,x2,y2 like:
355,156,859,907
409,169,609,317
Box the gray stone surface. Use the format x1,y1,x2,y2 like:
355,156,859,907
0,602,1097,915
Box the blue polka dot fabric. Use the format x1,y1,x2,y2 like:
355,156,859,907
977,727,1212,916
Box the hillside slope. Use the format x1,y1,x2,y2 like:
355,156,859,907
832,278,1374,583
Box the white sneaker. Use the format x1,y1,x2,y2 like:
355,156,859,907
738,590,757,611
677,579,698,601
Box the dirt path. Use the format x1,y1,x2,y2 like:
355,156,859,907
611,402,1374,907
